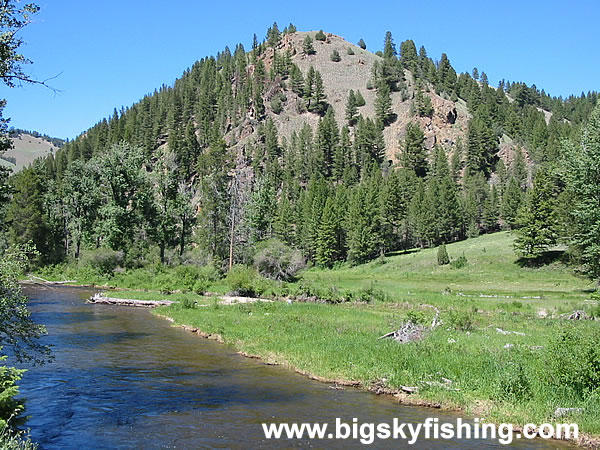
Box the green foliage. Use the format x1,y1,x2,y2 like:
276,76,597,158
302,35,315,55
446,310,473,331
514,169,558,258
78,248,123,275
544,326,600,398
563,102,600,281
330,49,341,62
0,424,37,449
437,244,450,265
495,361,531,403
225,265,269,297
346,47,354,55
0,245,50,364
401,123,428,177
253,239,305,281
450,253,468,269
314,30,326,41
357,38,366,49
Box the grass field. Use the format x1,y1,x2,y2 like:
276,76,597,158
36,232,600,440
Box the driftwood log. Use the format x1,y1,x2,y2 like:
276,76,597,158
88,293,173,308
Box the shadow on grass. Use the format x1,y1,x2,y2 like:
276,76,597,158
385,248,422,258
515,250,567,268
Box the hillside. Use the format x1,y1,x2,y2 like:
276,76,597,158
243,31,471,162
1,132,62,171
6,25,599,270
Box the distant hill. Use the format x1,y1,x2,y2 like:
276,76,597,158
1,130,64,172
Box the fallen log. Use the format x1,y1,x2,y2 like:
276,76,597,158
88,293,173,308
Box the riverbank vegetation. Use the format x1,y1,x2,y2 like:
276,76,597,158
38,232,600,438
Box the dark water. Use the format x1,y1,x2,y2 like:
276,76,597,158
15,286,569,449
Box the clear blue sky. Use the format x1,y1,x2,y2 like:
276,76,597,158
1,0,598,140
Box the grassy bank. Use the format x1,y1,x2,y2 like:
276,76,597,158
36,232,600,439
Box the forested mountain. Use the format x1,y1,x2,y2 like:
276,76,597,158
4,25,598,271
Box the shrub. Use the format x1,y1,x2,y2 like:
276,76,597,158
330,49,341,62
450,253,468,269
544,326,600,398
346,47,354,55
253,239,305,281
357,38,366,49
226,265,269,297
270,95,283,114
437,244,450,265
353,283,388,303
192,279,210,295
496,362,531,402
78,248,123,275
0,354,25,428
180,298,196,309
447,310,474,331
315,30,326,41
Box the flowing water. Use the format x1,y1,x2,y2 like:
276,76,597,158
15,286,570,449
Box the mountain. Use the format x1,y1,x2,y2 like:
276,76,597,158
5,26,599,267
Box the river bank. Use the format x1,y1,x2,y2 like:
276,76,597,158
152,299,599,449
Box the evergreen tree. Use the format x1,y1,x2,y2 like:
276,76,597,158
358,38,366,50
315,30,326,41
514,169,558,258
501,177,523,229
330,49,341,62
562,102,600,281
303,35,315,55
401,122,428,177
383,31,397,59
375,81,394,126
345,90,358,126
315,197,343,267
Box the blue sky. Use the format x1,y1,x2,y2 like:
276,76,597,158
1,0,598,139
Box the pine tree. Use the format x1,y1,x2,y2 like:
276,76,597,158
358,38,366,50
383,31,397,59
401,123,428,177
316,197,342,267
330,49,341,62
345,90,358,126
315,30,326,41
514,169,558,258
303,35,315,55
355,90,366,107
563,102,600,281
437,244,450,265
375,81,394,126
501,177,523,229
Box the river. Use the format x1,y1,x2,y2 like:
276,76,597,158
15,286,570,448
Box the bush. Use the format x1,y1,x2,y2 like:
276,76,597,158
253,239,305,281
437,244,450,266
78,248,123,275
315,30,326,41
544,326,600,398
180,298,196,309
270,96,283,114
450,253,468,269
353,283,388,303
447,310,474,331
495,361,531,402
346,47,354,55
192,279,210,295
226,265,269,298
330,50,341,62
0,355,25,428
